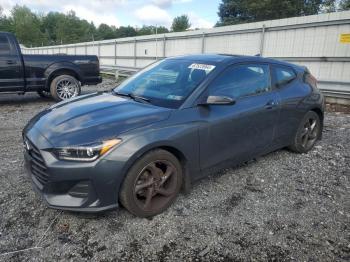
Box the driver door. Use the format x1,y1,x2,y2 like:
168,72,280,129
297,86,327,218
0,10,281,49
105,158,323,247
198,63,280,171
0,34,24,91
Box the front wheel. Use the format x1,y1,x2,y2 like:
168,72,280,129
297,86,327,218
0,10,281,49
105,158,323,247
119,149,183,218
50,75,81,102
289,111,321,153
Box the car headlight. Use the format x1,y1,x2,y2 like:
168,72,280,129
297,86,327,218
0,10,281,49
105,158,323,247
51,139,122,162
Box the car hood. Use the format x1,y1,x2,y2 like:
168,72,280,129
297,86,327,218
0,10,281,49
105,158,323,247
25,92,171,147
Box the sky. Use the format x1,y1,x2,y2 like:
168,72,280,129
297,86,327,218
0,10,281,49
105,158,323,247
0,0,221,29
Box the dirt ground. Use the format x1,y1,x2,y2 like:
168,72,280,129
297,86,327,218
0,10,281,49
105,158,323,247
0,79,349,261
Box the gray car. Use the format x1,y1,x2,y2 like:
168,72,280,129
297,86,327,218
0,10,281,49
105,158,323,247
23,54,324,217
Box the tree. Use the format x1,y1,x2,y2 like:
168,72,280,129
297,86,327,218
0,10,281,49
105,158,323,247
42,12,66,44
321,0,337,12
115,26,137,38
157,26,170,34
171,15,191,32
97,24,116,40
0,7,13,33
216,0,325,26
340,0,350,10
137,25,169,36
11,5,46,46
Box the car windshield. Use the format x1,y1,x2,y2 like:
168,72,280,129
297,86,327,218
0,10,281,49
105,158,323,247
113,59,216,108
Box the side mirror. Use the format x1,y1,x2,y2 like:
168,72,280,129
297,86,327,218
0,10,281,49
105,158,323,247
201,95,236,105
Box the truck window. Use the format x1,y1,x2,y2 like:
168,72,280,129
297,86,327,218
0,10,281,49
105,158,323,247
0,35,11,55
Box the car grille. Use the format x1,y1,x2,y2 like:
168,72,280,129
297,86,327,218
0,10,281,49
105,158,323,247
25,139,49,186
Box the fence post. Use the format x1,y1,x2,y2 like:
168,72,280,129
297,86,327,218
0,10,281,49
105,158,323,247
134,38,137,67
74,45,77,55
163,35,166,58
201,32,206,53
259,24,266,56
114,40,117,66
98,43,101,59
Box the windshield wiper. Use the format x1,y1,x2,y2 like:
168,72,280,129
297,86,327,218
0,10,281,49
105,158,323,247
113,91,151,104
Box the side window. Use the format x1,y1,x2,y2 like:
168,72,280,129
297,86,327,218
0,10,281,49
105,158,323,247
0,35,11,55
208,64,271,98
274,66,296,87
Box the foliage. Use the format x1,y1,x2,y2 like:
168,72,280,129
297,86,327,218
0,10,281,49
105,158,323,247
137,25,169,36
171,15,191,32
10,5,47,46
216,0,350,26
96,23,117,40
340,0,350,9
0,5,169,47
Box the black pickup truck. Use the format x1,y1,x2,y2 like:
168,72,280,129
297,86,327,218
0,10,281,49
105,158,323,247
0,32,102,101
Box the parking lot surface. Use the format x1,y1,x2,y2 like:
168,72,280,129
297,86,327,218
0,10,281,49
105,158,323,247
0,79,349,261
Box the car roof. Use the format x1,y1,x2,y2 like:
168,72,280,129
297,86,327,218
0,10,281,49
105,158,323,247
167,53,304,71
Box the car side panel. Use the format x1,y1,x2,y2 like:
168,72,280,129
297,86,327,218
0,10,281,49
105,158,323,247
273,79,319,147
197,91,280,172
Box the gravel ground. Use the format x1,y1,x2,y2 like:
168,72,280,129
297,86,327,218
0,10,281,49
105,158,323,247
0,79,349,261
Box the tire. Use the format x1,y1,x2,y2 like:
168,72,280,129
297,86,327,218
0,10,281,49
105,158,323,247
289,111,321,153
120,149,183,218
37,90,52,99
50,75,81,102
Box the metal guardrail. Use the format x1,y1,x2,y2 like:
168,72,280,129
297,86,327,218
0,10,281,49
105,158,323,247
321,89,350,99
100,65,139,78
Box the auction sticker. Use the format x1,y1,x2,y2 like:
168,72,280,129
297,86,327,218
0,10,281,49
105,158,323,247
188,63,216,71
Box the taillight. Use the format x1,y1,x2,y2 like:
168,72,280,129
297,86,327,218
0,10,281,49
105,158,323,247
304,69,318,90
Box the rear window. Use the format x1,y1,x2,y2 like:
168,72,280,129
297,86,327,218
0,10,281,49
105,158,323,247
0,35,11,55
274,66,296,87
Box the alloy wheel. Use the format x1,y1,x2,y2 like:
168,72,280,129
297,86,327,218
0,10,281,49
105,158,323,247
56,78,79,100
133,160,178,212
300,117,319,149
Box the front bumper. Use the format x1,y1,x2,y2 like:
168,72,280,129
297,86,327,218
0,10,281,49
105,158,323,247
23,129,124,212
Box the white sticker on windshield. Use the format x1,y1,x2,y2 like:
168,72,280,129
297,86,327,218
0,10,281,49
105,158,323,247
188,63,216,71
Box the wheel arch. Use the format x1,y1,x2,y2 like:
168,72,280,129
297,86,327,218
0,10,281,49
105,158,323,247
310,107,323,123
158,146,192,192
44,63,83,90
119,142,193,195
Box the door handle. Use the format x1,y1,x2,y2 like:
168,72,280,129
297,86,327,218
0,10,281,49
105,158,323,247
6,60,16,65
265,100,278,109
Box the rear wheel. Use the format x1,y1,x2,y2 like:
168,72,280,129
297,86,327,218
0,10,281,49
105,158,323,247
120,149,183,218
50,75,81,102
289,111,321,153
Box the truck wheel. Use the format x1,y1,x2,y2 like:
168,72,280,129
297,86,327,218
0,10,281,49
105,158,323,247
37,90,51,99
119,149,183,218
50,75,81,102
